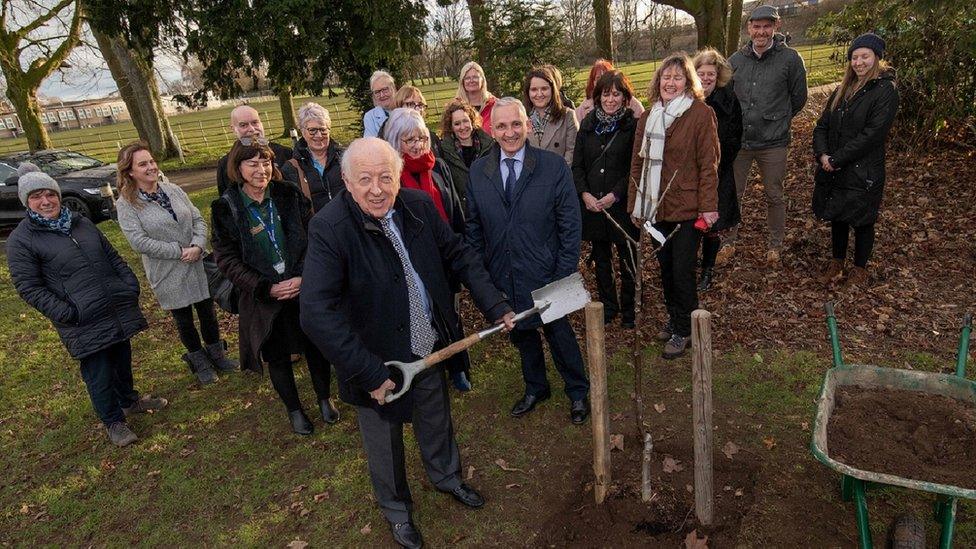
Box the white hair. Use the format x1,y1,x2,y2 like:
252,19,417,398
297,102,331,130
492,96,527,120
369,70,395,89
341,137,403,181
383,108,430,153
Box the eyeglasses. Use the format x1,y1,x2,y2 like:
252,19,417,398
371,86,393,97
463,76,481,82
403,102,427,111
401,136,430,146
238,136,269,146
304,127,330,136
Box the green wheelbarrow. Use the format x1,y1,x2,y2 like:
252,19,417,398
811,303,975,548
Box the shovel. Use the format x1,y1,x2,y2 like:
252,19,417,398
382,272,591,403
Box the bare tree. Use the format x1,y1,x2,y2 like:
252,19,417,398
0,0,83,152
558,0,595,64
593,0,614,61
431,1,470,79
613,0,642,62
643,0,678,57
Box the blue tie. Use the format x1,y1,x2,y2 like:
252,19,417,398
504,158,517,203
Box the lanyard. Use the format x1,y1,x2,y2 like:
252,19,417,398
247,199,283,259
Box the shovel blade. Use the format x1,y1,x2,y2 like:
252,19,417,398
534,272,591,324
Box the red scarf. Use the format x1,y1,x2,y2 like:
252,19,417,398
400,151,448,222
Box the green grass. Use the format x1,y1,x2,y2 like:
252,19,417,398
1,44,845,171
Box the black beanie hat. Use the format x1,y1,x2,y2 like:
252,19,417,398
848,33,885,60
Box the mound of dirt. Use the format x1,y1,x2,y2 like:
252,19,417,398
828,386,976,489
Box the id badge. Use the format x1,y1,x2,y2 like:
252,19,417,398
273,260,286,274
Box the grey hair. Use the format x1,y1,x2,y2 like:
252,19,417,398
297,102,331,130
383,108,430,152
341,137,403,181
369,70,395,89
492,96,528,120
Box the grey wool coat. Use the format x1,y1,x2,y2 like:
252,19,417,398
117,178,211,310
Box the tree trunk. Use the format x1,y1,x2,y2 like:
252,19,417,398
726,0,743,55
278,87,297,137
695,0,729,51
90,27,182,159
593,0,614,61
5,78,50,152
465,0,495,89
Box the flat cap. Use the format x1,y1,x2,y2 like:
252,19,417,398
749,5,780,21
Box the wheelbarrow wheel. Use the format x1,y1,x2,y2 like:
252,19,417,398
886,513,925,549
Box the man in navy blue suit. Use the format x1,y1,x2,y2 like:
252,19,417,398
465,97,590,425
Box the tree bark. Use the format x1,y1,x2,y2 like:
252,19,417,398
725,0,744,55
593,0,614,61
90,26,182,160
277,87,297,137
465,0,493,89
5,79,50,152
657,0,737,52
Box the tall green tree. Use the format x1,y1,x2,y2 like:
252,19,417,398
0,0,83,152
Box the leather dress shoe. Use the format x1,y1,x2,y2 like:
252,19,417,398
570,399,590,425
319,398,339,424
510,391,550,417
448,483,485,508
288,409,314,435
389,521,424,548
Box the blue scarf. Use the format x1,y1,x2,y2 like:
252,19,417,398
28,207,72,235
140,187,177,221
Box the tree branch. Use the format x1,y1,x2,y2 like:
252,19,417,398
26,2,82,83
16,0,76,38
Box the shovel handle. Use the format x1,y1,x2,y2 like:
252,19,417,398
423,332,483,368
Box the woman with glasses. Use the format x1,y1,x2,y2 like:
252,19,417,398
281,103,345,213
522,66,579,166
455,61,497,133
211,139,337,435
378,86,442,154
384,107,474,392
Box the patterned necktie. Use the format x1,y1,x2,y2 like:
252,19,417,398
504,157,517,203
378,217,438,357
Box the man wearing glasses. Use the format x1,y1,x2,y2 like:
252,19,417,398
216,105,293,196
364,70,397,138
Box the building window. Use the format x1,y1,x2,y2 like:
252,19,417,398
111,105,122,114
77,110,86,119
85,109,93,117
58,111,68,121
0,119,6,129
4,118,12,128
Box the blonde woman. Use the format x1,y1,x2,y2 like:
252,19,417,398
455,61,496,132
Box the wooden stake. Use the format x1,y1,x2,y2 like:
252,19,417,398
691,309,714,526
585,302,611,504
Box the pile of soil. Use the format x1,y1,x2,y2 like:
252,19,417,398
828,386,976,489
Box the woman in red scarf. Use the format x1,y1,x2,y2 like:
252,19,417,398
384,107,465,234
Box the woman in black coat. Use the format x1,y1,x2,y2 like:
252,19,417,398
437,99,495,205
693,48,742,290
6,163,165,447
211,139,336,435
573,70,639,328
280,102,345,213
813,33,899,286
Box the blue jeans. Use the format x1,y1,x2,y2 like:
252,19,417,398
79,340,138,425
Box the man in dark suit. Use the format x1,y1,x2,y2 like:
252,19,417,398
465,97,590,424
215,105,293,196
300,137,514,549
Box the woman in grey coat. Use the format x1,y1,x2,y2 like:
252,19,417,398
116,142,237,384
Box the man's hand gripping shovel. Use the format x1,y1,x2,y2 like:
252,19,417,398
383,272,591,403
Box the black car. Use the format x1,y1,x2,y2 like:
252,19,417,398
0,149,118,226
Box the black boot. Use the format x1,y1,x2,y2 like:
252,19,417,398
288,409,314,435
319,398,339,424
698,268,714,292
204,340,239,373
183,349,218,385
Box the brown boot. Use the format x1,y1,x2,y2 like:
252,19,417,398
845,266,870,287
819,259,845,284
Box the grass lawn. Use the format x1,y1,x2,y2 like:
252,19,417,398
0,44,845,172
1,184,973,546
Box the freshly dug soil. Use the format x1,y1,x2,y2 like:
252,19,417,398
828,386,976,489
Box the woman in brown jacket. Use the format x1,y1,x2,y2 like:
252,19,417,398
629,53,719,359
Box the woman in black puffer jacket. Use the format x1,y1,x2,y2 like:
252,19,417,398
6,163,165,448
813,33,899,287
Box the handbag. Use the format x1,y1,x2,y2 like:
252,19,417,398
203,252,238,314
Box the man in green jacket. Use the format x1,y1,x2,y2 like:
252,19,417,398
721,5,807,265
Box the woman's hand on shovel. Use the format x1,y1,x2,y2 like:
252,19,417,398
370,379,397,405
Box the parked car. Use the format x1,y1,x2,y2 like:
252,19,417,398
0,149,118,226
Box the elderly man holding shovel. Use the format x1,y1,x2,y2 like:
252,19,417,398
300,137,514,549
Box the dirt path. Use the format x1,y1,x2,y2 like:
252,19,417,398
166,166,217,193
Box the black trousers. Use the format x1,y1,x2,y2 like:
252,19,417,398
170,298,220,353
831,221,875,267
654,220,701,337
79,339,139,425
700,234,721,271
356,368,461,524
590,237,637,322
509,317,589,401
262,304,331,412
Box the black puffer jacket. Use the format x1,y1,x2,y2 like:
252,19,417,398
280,138,345,213
707,85,743,232
812,71,899,226
572,108,638,242
6,212,147,359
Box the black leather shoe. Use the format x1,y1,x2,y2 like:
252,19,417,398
288,409,314,435
570,399,590,425
603,311,618,325
510,391,550,417
448,483,485,508
319,398,339,424
698,268,714,291
389,521,424,549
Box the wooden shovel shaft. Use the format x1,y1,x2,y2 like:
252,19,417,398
422,332,483,368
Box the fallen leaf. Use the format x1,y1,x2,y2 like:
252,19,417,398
611,413,624,420
360,523,372,535
610,434,624,451
179,448,194,458
721,441,740,459
100,458,116,470
20,503,29,515
505,483,522,489
244,401,252,409
686,484,694,493
495,458,523,472
762,437,777,450
662,456,684,473
313,492,330,503
299,508,311,517
147,470,161,477
654,403,666,414
286,540,308,549
801,422,810,431
684,529,709,548
734,488,744,497
291,484,307,493
753,353,764,363
465,465,475,480
674,387,684,393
